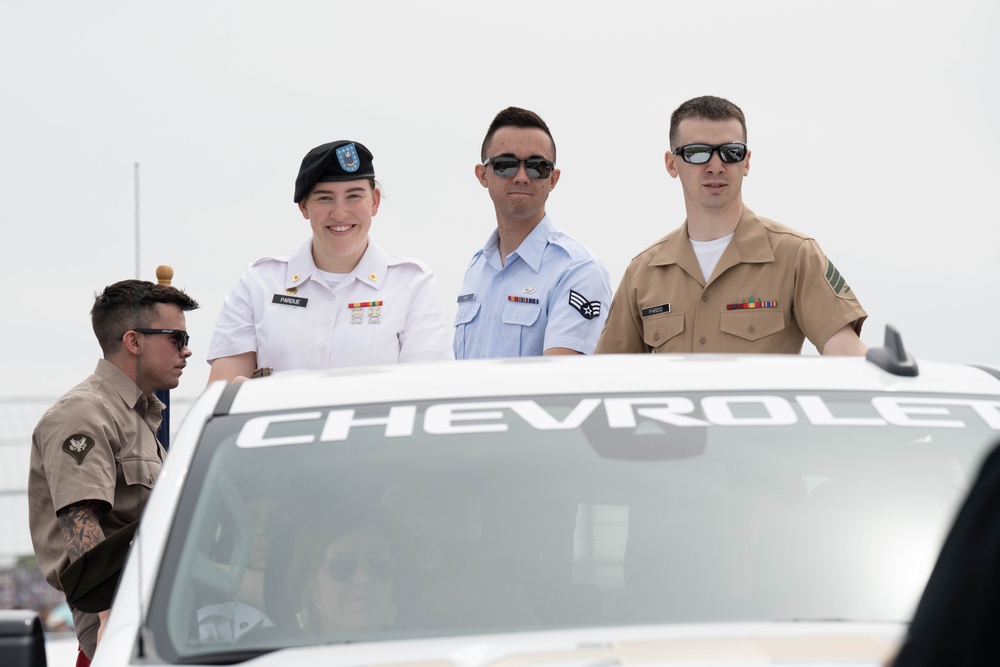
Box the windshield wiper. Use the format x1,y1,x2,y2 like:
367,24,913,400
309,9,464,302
175,647,279,665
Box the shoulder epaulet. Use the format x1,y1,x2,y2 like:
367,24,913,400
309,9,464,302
384,254,431,273
250,254,291,268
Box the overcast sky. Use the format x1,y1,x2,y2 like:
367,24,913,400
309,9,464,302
2,1,997,401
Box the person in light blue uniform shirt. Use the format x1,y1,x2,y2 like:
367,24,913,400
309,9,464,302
454,107,611,359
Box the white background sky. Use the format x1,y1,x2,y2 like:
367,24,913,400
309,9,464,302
2,1,998,402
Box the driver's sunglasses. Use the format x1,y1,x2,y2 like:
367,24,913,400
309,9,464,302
129,328,190,351
482,156,555,180
323,553,395,582
672,142,748,164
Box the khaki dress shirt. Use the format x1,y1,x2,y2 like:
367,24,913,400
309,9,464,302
27,359,165,657
596,207,866,354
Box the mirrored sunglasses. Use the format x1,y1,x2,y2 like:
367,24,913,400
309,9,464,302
323,553,395,582
483,156,555,180
672,142,748,164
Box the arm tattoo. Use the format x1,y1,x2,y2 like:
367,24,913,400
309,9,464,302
56,500,107,562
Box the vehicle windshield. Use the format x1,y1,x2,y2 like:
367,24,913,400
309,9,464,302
147,390,1000,660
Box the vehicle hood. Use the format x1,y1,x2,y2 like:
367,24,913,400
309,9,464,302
186,622,902,667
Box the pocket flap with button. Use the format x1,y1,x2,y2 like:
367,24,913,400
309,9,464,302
502,302,542,326
720,309,786,341
642,311,685,349
120,456,161,490
453,301,482,326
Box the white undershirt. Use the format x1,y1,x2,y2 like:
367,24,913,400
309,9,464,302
317,269,350,289
690,233,734,282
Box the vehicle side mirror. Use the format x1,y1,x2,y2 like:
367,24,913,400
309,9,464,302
0,610,47,667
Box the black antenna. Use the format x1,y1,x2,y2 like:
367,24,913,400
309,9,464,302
136,524,146,658
866,324,919,377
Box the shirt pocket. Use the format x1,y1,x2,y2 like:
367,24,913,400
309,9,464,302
453,301,482,359
501,302,543,356
641,311,685,351
119,455,161,490
719,309,786,342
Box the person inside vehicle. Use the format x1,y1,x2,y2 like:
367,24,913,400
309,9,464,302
197,495,295,642
266,509,398,636
386,481,537,630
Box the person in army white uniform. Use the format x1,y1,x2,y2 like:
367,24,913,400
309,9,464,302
208,140,453,382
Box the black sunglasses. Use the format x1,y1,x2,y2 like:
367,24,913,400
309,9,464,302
323,553,395,582
672,143,748,164
483,156,555,180
131,328,190,351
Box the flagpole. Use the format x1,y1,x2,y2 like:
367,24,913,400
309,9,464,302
135,162,140,279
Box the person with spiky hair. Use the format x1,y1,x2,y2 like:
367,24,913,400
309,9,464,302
454,106,611,359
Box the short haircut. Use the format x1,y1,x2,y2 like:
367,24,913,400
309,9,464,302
669,96,748,147
480,106,557,162
91,279,200,357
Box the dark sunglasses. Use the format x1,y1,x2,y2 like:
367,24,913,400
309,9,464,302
323,553,395,582
483,156,555,180
131,328,190,351
672,142,748,164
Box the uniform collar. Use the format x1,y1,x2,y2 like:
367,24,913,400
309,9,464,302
94,359,164,416
285,238,389,291
485,215,554,273
728,206,776,263
647,206,774,286
651,207,774,264
349,240,389,289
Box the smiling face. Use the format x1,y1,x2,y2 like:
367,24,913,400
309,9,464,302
298,179,380,273
665,117,750,221
475,126,560,229
133,303,192,395
307,524,395,633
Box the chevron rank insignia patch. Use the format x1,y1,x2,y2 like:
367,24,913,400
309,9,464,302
569,290,601,320
825,260,854,296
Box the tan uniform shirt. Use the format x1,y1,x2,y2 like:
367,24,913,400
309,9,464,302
596,207,866,354
28,359,165,657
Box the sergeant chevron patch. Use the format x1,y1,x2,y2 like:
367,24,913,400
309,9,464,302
825,260,853,296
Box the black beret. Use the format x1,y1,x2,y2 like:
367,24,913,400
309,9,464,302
58,521,138,613
293,140,375,203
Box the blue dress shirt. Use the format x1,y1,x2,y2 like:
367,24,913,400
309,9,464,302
453,216,611,359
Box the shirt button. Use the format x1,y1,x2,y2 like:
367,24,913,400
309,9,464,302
701,294,709,302
699,336,707,345
319,343,327,351
653,332,660,341
323,318,331,325
748,325,756,334
497,275,503,281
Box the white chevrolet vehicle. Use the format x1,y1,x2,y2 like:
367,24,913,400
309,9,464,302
46,328,1000,665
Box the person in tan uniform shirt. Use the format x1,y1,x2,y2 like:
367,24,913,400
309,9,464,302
28,279,199,664
596,95,867,356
